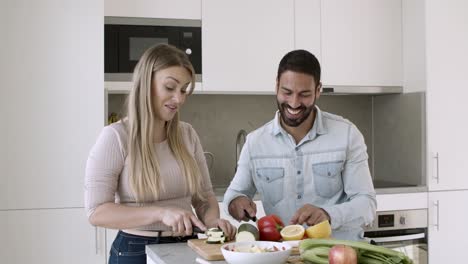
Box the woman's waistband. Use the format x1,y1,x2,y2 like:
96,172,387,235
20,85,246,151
122,229,173,237
118,230,197,243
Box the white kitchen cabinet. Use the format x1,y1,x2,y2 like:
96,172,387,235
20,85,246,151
320,0,403,87
4,208,106,264
2,0,103,210
0,211,6,262
425,0,468,191
2,0,105,263
294,0,321,60
202,0,294,93
104,0,201,20
428,191,468,263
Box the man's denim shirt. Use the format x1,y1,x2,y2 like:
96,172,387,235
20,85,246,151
223,107,377,241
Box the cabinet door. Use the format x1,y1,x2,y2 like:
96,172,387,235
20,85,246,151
4,208,106,264
202,0,294,93
294,0,321,59
428,191,468,263
321,0,402,86
104,0,201,20
426,0,468,190
2,0,104,209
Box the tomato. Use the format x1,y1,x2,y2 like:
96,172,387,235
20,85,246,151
257,214,285,241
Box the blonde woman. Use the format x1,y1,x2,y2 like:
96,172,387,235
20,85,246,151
85,44,236,264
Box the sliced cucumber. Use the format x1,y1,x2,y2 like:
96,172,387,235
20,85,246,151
205,227,226,244
206,236,226,244
236,223,259,242
206,228,224,238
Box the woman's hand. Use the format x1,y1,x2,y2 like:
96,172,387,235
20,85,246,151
207,218,237,241
159,207,207,237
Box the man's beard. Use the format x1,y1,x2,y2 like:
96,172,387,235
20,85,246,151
277,101,315,127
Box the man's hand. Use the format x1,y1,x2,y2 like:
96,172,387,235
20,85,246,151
289,204,330,226
228,196,257,222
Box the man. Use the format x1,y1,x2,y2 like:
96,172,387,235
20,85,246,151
223,50,376,240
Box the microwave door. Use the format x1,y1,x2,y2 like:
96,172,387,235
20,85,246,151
118,25,178,73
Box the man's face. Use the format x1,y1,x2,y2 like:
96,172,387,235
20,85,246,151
276,70,321,127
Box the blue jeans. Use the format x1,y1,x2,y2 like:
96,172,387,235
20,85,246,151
109,230,197,264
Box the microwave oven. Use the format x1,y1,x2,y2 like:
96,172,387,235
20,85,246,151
105,17,201,79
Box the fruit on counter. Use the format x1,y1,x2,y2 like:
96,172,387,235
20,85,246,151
258,214,285,241
299,238,413,264
235,223,259,242
328,245,357,264
305,220,332,239
280,224,305,241
205,227,226,244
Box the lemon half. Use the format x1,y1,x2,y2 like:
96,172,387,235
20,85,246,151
305,220,331,238
280,224,305,241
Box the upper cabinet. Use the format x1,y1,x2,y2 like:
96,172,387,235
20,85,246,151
104,0,201,20
426,0,468,191
202,0,403,93
202,0,295,93
320,0,402,87
295,0,321,60
3,0,103,209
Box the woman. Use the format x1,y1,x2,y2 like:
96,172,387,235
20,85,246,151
85,44,236,264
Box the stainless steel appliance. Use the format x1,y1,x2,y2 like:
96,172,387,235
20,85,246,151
364,209,428,264
105,17,201,79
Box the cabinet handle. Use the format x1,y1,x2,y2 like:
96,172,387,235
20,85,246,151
95,226,99,254
433,200,440,231
433,152,439,183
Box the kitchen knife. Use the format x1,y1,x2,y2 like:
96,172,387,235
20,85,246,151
192,227,206,234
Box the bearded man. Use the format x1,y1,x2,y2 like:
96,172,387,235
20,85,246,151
223,50,376,241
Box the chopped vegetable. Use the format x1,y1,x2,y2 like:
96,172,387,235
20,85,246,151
225,244,285,253
205,228,225,244
236,223,259,242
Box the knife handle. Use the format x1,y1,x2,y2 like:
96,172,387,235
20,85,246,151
193,227,205,234
244,209,257,222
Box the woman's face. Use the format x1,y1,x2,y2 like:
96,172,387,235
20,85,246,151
152,66,192,122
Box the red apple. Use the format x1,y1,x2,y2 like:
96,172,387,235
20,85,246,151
329,244,357,264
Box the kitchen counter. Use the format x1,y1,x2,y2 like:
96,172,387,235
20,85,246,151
146,242,226,264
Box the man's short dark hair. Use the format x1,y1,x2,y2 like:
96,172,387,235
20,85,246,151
276,50,321,86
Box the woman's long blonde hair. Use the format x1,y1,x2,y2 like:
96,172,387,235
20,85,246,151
126,44,204,203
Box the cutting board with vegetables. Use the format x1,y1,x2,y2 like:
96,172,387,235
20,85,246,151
188,239,224,261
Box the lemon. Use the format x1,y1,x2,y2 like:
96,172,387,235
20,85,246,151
305,220,331,239
280,224,305,241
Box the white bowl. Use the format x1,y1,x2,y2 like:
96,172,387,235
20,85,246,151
221,241,292,264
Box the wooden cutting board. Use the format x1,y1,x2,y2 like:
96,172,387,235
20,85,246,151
188,239,224,261
188,239,301,261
